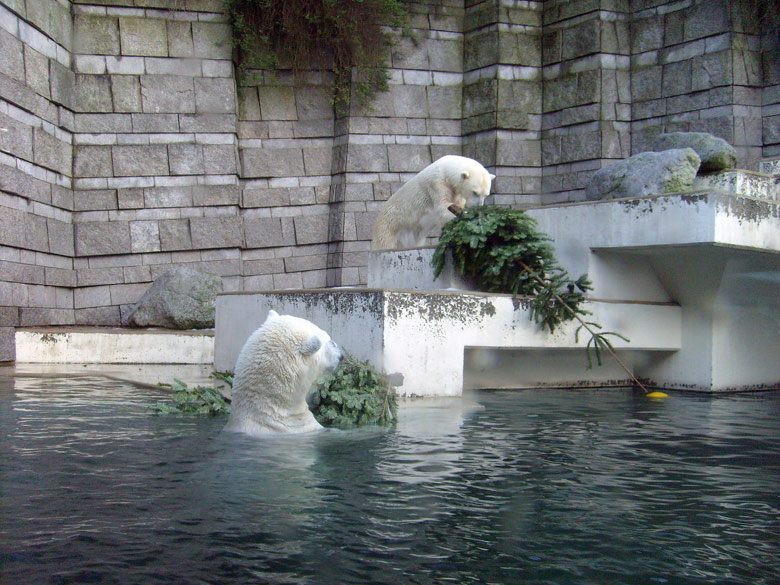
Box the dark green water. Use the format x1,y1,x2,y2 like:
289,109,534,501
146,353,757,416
1,376,779,585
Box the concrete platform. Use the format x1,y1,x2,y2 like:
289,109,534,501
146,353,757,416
215,289,681,396
15,327,214,365
216,188,780,395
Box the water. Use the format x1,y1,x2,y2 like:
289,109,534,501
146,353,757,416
1,376,779,585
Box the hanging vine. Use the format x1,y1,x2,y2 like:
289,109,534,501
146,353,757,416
228,0,408,111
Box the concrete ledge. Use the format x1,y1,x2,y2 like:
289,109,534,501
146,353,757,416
215,289,681,396
15,327,215,365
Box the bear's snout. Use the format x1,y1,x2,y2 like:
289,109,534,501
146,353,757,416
328,340,344,370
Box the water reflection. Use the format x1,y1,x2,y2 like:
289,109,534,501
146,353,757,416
1,377,779,585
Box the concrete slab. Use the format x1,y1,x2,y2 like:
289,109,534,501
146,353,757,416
215,290,681,396
15,327,214,365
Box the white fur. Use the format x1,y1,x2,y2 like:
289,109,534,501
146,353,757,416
370,155,495,250
224,310,343,436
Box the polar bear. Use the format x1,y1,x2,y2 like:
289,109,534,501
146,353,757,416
371,155,495,250
224,310,343,436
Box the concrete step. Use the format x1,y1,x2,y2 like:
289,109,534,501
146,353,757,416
15,327,214,365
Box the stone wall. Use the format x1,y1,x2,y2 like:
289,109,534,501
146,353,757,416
1,0,74,361
1,0,777,361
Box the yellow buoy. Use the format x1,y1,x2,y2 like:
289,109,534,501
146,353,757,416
646,391,669,399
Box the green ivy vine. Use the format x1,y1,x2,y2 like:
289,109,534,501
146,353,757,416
228,0,408,110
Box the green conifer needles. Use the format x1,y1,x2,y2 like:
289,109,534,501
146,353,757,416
432,206,592,333
310,354,398,428
151,378,231,416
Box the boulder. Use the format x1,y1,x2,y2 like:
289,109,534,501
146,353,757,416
127,266,223,329
585,148,701,201
651,132,737,172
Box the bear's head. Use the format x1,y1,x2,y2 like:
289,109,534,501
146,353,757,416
261,310,343,386
442,155,495,210
227,310,343,435
461,167,495,208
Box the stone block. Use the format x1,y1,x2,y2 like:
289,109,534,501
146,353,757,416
0,327,14,361
684,1,729,42
24,45,51,99
118,188,145,209
238,87,261,120
130,113,179,133
387,145,432,172
192,22,232,59
240,147,305,178
46,214,74,257
33,128,71,176
258,86,297,120
111,75,142,112
169,143,205,175
203,145,238,174
119,17,167,57
78,266,125,287
295,86,333,120
167,21,194,57
49,59,76,110
562,18,600,61
112,145,169,176
130,220,161,253
293,214,329,245
764,116,780,146
733,50,762,87
428,38,463,72
464,78,498,118
179,113,236,133
302,147,332,176
45,267,77,288
75,306,120,326
0,112,33,160
345,144,388,173
159,219,192,251
74,113,132,133
74,145,114,178
244,217,296,248
192,184,239,206
243,258,285,276
75,74,113,113
20,308,75,326
145,186,192,208
74,15,120,55
140,75,195,114
284,254,327,273
190,216,243,249
392,35,430,70
75,221,131,256
195,78,235,114
393,85,428,118
464,30,497,71
74,189,117,211
428,86,462,119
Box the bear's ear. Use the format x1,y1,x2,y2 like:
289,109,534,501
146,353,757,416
489,173,496,180
299,335,322,356
266,309,279,321
461,170,470,180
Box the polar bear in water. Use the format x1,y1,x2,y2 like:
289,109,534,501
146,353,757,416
224,310,343,436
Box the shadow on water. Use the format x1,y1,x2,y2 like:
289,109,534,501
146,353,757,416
1,376,779,585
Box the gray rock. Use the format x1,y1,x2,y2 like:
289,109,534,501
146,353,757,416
651,132,737,172
585,148,701,201
127,266,223,329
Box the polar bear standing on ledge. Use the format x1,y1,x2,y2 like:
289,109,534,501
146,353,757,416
224,310,343,436
370,155,495,250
